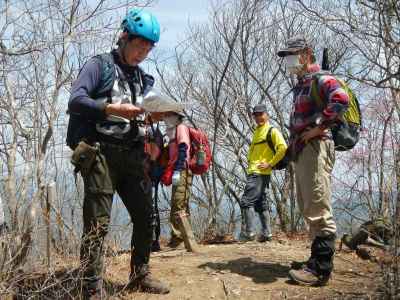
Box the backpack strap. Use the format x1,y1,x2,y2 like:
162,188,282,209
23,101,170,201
253,126,276,153
140,69,155,94
310,72,326,110
92,53,116,98
335,78,363,127
311,73,362,127
91,53,155,100
266,126,276,154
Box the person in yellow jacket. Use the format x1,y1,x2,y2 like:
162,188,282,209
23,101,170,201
239,104,287,242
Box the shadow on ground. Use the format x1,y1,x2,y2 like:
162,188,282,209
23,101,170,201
199,257,290,284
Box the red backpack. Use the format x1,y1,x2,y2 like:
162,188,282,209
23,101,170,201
188,127,212,175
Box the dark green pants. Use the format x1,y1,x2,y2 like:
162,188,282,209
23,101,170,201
79,143,153,290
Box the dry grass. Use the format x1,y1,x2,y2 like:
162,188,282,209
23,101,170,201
0,233,395,299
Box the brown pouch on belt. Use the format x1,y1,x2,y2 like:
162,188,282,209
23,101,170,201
71,141,98,175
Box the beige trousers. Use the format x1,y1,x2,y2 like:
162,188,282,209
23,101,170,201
170,169,193,239
295,139,337,238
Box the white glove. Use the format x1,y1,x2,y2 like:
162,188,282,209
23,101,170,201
172,171,181,186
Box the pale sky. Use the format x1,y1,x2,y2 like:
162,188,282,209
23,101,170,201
148,0,210,50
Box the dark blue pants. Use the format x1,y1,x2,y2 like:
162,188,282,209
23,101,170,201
240,174,270,212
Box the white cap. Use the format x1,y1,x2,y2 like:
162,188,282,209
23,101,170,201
142,89,186,115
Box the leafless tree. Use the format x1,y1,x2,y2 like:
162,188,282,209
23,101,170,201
0,0,153,297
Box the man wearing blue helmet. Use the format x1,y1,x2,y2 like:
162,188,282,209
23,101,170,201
67,8,169,299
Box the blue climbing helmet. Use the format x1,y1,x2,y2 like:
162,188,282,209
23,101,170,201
121,8,160,43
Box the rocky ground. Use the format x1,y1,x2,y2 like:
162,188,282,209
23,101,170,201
109,237,383,300
4,234,386,299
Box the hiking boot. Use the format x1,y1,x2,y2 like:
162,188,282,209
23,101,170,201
128,272,170,294
167,236,183,248
258,210,272,241
290,260,309,270
239,232,256,242
288,268,330,286
257,233,272,243
151,240,161,252
128,264,170,294
82,287,107,300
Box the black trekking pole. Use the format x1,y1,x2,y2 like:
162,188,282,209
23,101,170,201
151,181,161,252
322,48,330,71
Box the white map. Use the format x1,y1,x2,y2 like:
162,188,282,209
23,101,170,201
142,89,186,113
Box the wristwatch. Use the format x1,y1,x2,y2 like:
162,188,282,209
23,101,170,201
315,116,327,130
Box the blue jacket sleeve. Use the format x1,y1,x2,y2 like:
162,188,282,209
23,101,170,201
174,143,188,171
68,58,108,121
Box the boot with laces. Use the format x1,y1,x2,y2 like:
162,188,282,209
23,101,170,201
128,264,170,294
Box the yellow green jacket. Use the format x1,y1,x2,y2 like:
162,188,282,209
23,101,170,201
247,123,287,175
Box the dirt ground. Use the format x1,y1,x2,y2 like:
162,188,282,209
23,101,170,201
103,237,383,300
6,235,385,299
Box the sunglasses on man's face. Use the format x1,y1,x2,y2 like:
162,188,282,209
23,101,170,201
252,112,265,117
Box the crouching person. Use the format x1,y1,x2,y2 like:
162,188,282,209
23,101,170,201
161,110,200,252
342,217,393,251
